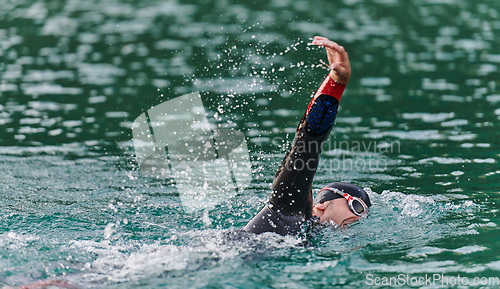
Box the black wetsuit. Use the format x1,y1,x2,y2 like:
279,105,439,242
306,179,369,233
244,74,346,236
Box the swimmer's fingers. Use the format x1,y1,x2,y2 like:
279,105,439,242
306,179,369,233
311,36,349,70
313,36,349,62
311,36,351,84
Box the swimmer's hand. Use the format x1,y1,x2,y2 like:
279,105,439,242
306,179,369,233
311,36,351,85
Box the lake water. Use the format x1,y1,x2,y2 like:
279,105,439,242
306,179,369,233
1,0,500,288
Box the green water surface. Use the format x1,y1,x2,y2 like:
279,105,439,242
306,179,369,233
1,0,500,288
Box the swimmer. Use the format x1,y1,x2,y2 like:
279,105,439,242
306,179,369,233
244,36,371,236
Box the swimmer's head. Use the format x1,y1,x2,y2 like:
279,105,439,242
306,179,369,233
312,182,371,226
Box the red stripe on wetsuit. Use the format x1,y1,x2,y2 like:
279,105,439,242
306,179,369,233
299,74,346,130
306,74,346,113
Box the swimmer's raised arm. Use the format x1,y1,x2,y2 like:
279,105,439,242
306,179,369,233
311,36,351,85
244,36,356,235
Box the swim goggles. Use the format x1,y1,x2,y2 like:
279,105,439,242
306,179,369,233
318,187,369,216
